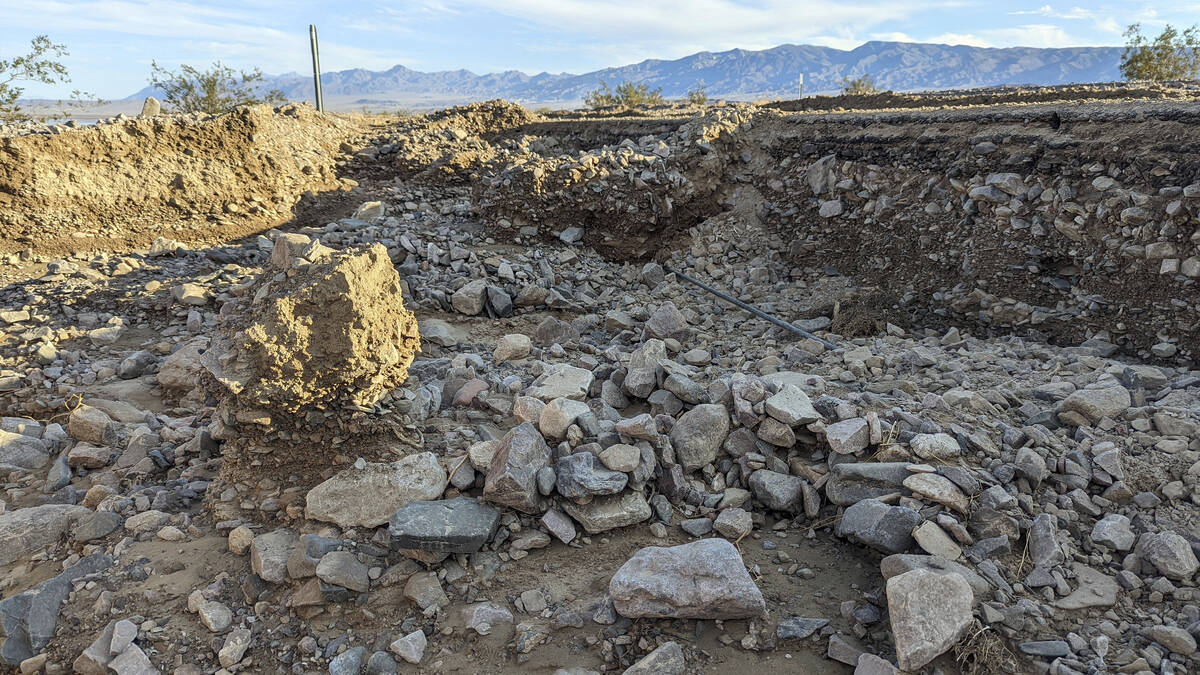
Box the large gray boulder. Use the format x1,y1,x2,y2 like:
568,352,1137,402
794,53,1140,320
483,423,552,514
886,568,973,671
389,498,499,552
837,499,921,554
669,404,730,471
305,452,448,528
609,539,765,619
1,553,112,665
0,504,90,566
0,431,49,471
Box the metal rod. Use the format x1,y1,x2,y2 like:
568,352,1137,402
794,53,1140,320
309,25,324,113
664,265,840,350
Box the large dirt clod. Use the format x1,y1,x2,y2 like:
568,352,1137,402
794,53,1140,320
205,243,420,413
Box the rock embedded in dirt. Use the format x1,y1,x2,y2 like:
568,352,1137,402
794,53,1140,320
0,553,112,665
250,529,298,584
388,497,499,552
305,452,448,528
204,243,421,413
0,503,89,566
609,539,766,619
623,641,686,674
886,568,973,671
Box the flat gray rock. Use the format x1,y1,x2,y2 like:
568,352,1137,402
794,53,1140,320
837,498,921,554
826,462,911,505
0,503,90,566
563,491,651,533
389,497,500,552
0,553,112,665
609,539,765,619
305,452,448,528
886,568,973,671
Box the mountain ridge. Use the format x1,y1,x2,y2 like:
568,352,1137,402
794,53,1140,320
126,40,1125,107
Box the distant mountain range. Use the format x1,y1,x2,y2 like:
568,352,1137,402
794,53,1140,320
127,41,1125,109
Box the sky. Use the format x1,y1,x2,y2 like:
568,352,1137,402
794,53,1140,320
2,0,1197,99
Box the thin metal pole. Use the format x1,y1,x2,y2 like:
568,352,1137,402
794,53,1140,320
664,265,840,350
309,25,324,112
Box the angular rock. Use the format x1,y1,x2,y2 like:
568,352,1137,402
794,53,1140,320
389,629,426,664
826,418,870,454
623,641,685,675
1136,531,1199,580
539,397,590,441
388,497,499,552
1091,514,1135,551
529,364,594,401
306,452,448,528
462,602,514,636
748,469,804,512
1054,563,1119,610
826,463,911,505
609,539,765,619
669,404,730,472
879,555,990,605
777,616,830,640
1060,386,1131,423
563,491,651,533
556,452,628,500
886,568,973,671
764,385,820,426
251,529,297,584
0,503,89,566
0,431,49,470
837,499,920,554
1,553,113,665
316,551,370,592
484,423,552,514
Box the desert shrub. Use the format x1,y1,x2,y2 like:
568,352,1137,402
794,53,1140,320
585,80,664,109
1,35,100,122
149,61,285,114
1120,23,1200,81
841,74,881,95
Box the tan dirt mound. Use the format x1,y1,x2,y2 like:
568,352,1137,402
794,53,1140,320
0,103,358,256
204,242,421,414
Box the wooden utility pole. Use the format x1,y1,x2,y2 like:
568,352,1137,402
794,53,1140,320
310,25,324,112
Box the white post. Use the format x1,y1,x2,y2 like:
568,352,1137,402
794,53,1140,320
310,25,324,113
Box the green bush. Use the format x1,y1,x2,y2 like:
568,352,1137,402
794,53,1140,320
585,80,664,109
1,35,100,123
149,61,285,114
840,74,881,96
1120,23,1200,81
686,81,708,106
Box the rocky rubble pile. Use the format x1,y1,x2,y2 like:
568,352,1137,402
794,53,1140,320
1,98,1199,675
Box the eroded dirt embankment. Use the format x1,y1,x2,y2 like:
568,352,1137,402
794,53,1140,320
456,102,1199,363
0,103,362,256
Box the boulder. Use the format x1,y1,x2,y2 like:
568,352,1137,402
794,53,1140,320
483,423,552,514
609,539,765,619
886,569,973,671
389,498,499,552
306,452,448,528
669,404,730,471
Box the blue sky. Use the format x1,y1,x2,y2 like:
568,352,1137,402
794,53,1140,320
2,0,1196,98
